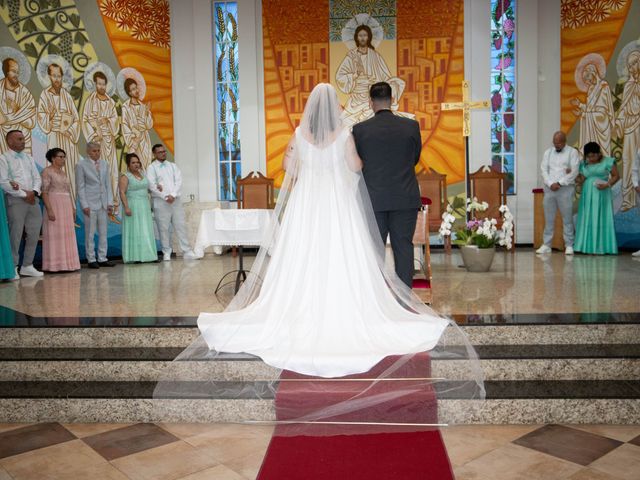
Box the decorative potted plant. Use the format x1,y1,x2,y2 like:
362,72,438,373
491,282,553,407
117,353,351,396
439,197,514,272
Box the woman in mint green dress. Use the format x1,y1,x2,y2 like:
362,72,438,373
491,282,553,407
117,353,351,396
119,153,158,263
574,142,620,255
0,192,15,280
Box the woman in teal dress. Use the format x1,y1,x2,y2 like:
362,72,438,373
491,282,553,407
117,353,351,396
0,191,16,280
119,153,158,263
574,142,620,255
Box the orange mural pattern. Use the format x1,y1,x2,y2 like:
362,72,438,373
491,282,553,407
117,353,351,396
560,0,631,133
397,0,464,183
98,2,174,153
263,0,464,186
262,0,329,186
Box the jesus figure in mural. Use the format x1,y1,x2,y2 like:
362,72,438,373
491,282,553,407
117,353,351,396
336,24,407,127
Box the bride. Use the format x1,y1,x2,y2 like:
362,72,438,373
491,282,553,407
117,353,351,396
196,83,479,381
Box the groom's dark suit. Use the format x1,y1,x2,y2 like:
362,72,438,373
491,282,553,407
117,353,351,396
352,109,422,288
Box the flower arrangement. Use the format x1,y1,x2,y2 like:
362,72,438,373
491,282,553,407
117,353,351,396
439,197,514,249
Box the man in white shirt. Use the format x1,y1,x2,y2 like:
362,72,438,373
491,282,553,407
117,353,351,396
146,144,197,261
0,130,43,277
632,148,640,257
537,131,581,255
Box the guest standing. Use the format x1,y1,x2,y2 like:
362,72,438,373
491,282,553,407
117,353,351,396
574,142,620,255
0,189,15,280
41,148,80,272
146,144,197,261
537,131,581,255
0,130,43,277
119,153,157,263
76,142,115,268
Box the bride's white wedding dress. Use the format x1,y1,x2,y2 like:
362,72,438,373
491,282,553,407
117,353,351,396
197,125,449,378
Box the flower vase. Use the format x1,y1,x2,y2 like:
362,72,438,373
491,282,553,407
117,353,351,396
459,245,496,272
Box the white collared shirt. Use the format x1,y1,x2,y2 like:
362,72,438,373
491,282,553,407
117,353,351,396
541,145,581,187
146,159,182,200
0,148,41,198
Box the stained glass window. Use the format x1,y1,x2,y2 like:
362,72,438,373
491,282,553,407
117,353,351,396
490,0,516,194
214,1,241,201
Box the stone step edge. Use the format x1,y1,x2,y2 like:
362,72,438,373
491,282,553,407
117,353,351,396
0,398,637,424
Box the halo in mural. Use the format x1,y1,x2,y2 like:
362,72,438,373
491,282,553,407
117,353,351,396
36,55,73,90
341,13,384,50
0,47,31,84
574,53,606,92
84,61,116,96
117,67,147,100
616,40,640,81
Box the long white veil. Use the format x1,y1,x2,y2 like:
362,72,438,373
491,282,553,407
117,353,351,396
153,83,485,435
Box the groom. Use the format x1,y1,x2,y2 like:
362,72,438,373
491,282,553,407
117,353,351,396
352,82,422,288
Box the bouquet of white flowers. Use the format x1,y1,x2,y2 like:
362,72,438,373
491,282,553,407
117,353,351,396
439,197,514,249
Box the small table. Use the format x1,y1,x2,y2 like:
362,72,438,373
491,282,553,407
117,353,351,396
193,209,274,293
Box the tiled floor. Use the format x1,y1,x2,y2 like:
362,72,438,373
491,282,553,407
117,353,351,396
0,423,639,479
0,250,639,317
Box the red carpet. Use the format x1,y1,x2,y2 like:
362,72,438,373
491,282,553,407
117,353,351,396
257,354,454,479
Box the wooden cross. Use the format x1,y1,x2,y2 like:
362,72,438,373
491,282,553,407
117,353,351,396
440,80,490,220
441,80,490,137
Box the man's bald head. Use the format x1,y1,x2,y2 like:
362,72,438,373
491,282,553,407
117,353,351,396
553,131,567,152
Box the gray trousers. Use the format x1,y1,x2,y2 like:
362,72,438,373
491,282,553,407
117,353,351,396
543,185,575,248
84,208,108,263
6,196,42,267
153,197,191,255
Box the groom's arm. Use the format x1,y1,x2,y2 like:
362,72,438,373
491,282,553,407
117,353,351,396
412,122,422,166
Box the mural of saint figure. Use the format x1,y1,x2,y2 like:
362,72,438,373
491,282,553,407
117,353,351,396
82,63,119,212
615,47,640,212
36,55,80,204
571,54,614,156
336,19,407,127
0,49,36,156
118,68,153,170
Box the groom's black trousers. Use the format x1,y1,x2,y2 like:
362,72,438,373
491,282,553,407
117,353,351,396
374,209,418,289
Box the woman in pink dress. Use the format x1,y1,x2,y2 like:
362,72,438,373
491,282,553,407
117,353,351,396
41,148,80,272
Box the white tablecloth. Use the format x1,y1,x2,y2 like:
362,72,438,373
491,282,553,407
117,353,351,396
193,209,273,257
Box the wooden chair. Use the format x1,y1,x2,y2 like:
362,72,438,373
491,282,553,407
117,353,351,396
469,166,514,251
236,171,275,210
416,167,451,252
413,202,432,281
231,171,275,257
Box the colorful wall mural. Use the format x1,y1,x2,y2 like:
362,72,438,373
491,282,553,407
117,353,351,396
262,0,465,192
0,0,173,259
561,0,640,249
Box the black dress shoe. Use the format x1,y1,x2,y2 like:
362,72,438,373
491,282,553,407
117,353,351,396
98,260,116,267
88,262,100,269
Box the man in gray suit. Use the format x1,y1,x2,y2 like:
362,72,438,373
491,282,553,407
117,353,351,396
0,130,43,278
76,141,115,268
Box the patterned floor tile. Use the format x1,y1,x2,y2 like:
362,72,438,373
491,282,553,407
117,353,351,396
589,443,640,480
0,439,106,480
0,422,75,459
454,442,582,480
83,423,180,461
514,425,623,466
62,423,132,438
110,441,219,480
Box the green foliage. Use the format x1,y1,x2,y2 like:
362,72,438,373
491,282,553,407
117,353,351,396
23,42,38,58
74,32,87,46
22,18,37,33
41,14,55,32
